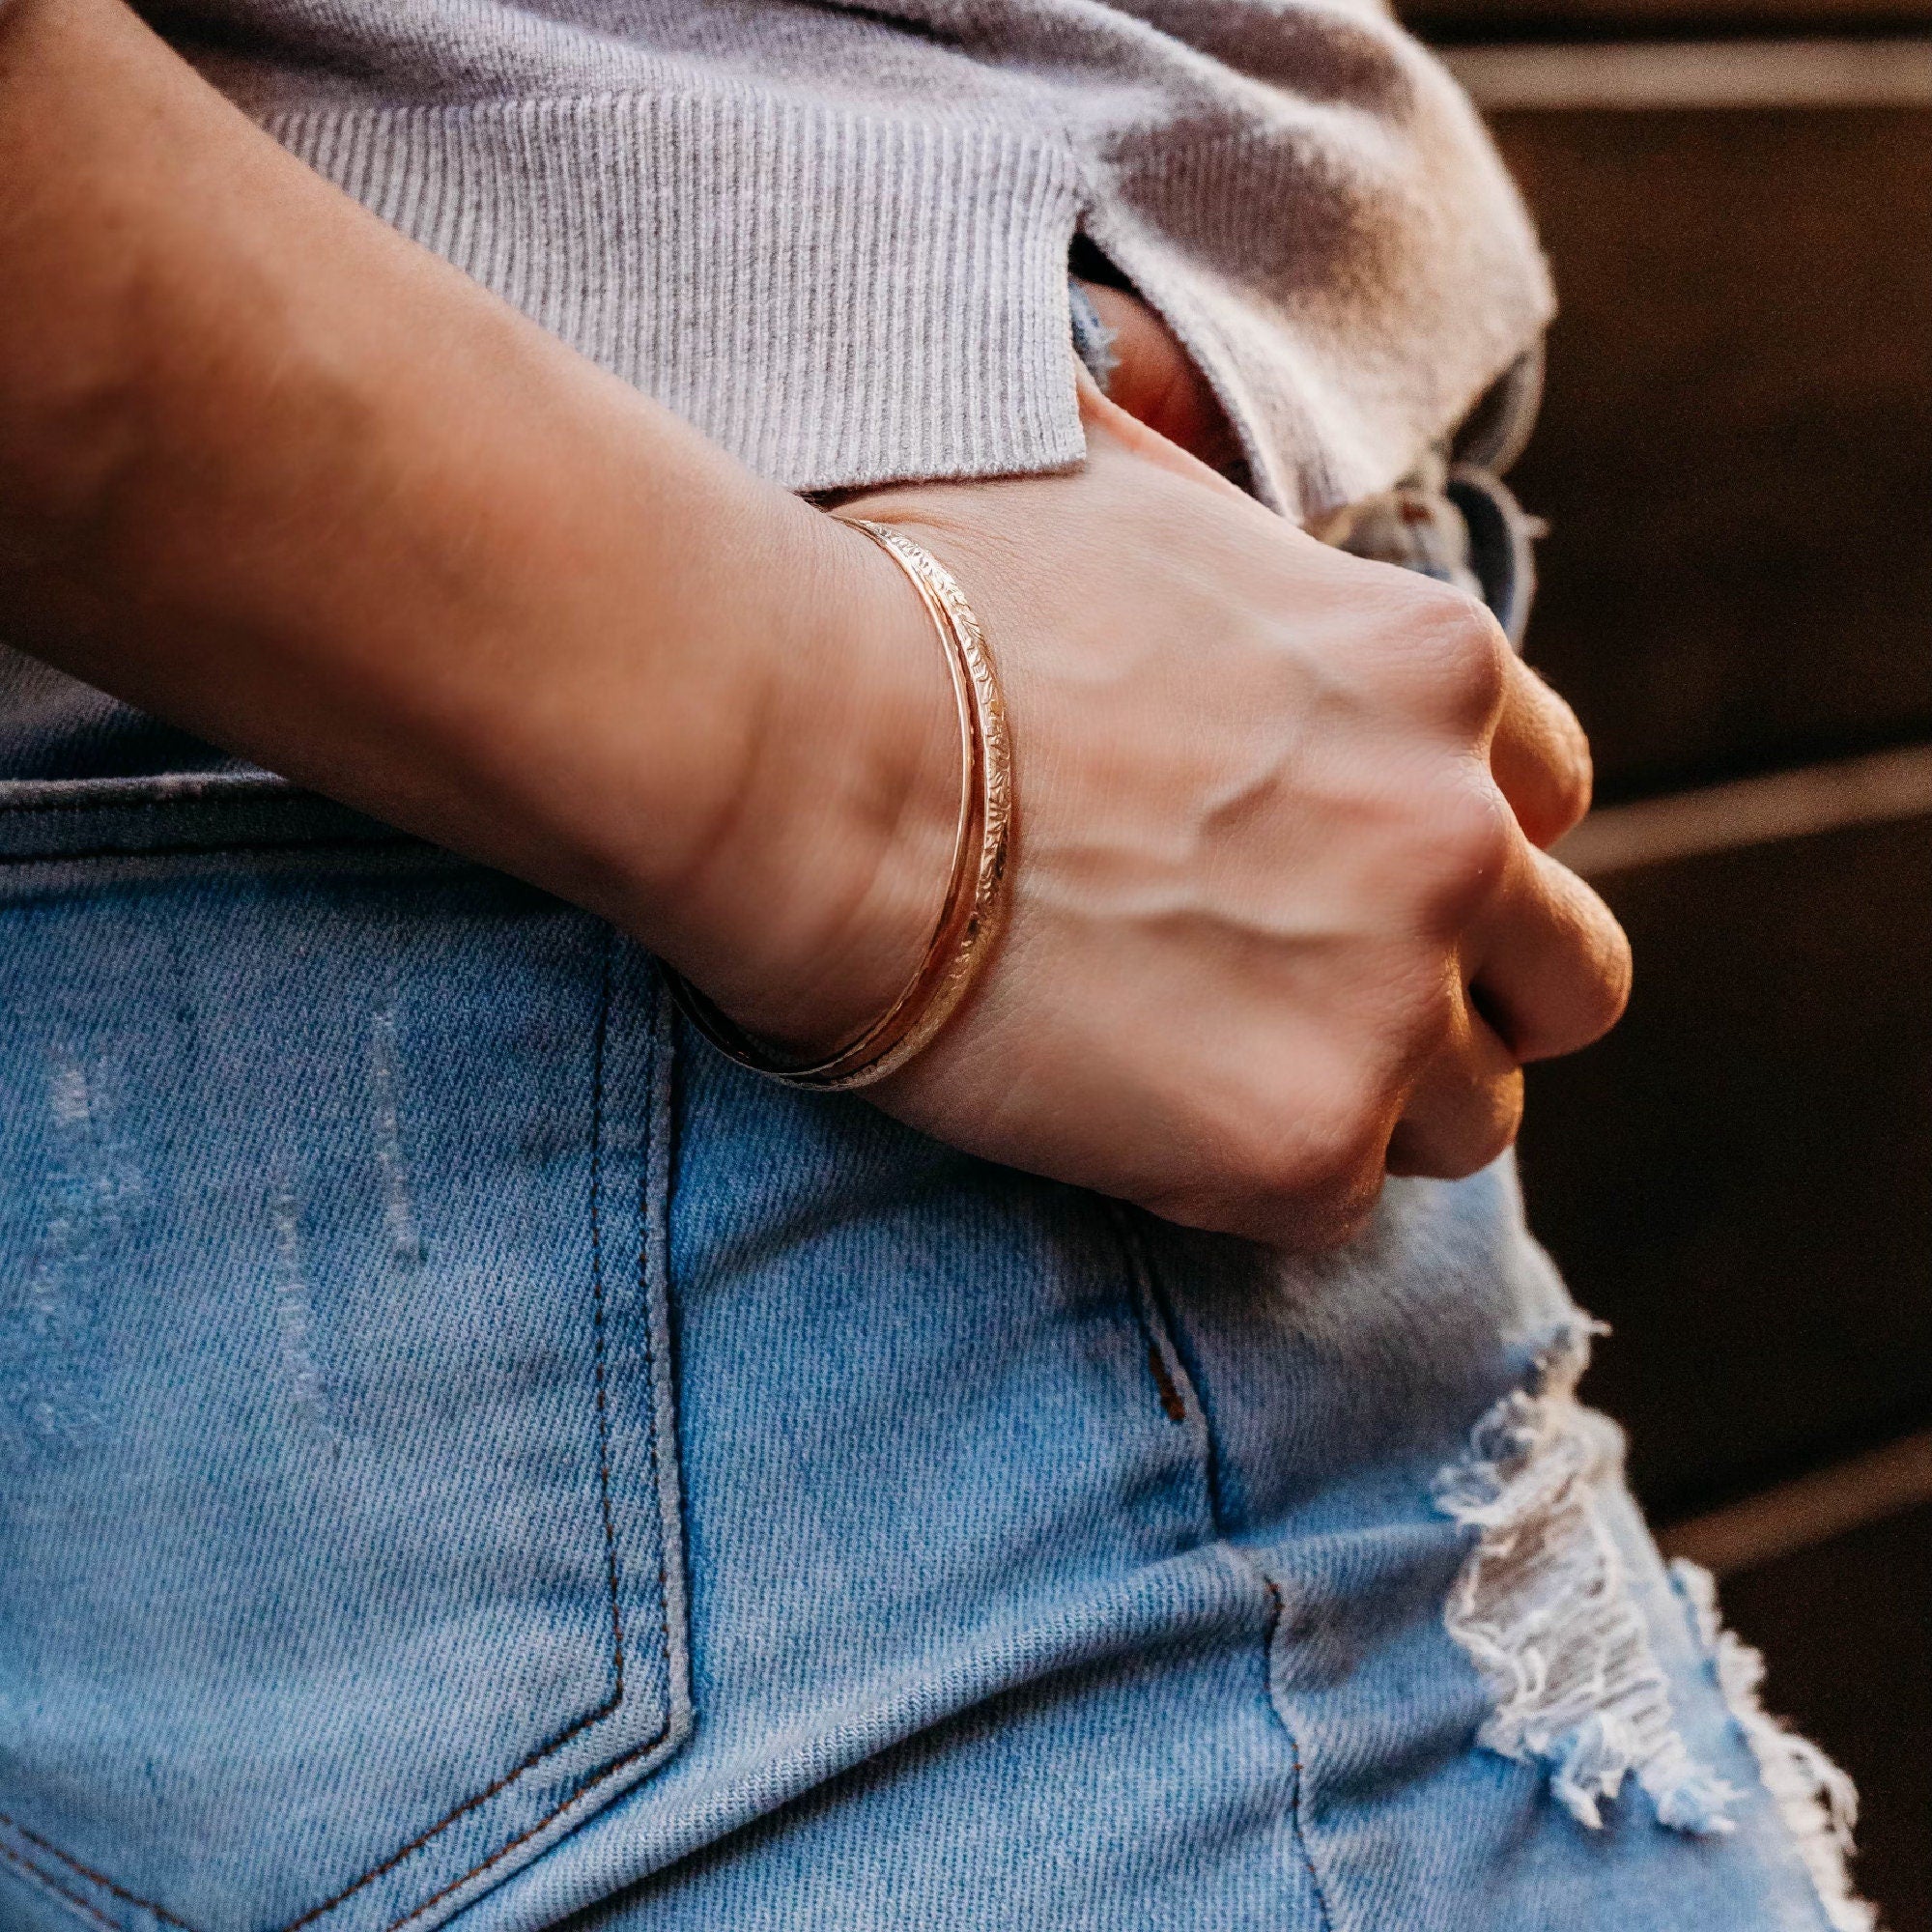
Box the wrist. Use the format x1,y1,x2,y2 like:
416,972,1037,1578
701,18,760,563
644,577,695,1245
631,498,963,1054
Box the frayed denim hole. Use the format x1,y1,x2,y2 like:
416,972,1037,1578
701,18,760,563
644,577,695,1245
1670,1559,1879,1932
1431,1317,1740,1837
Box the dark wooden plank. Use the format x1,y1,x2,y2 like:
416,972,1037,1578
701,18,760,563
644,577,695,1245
1490,108,1932,801
1660,1424,1932,1573
1516,812,1932,1517
1712,1501,1932,1932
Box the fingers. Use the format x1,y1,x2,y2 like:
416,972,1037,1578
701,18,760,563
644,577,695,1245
1386,993,1524,1179
1492,653,1593,848
1079,379,1252,506
1074,278,1243,472
1466,838,1633,1063
1389,814,1624,1181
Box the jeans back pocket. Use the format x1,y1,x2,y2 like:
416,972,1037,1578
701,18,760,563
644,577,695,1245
0,777,690,1932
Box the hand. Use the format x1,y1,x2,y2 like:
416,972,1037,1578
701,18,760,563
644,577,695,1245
724,384,1626,1247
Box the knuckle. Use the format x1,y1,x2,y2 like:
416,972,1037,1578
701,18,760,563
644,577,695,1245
1572,889,1635,1044
1548,719,1595,837
1286,1181,1383,1252
1161,1170,1381,1250
1530,899,1634,1059
1515,690,1596,847
1588,918,1635,1038
1406,978,1465,1062
1410,781,1515,931
1463,1076,1526,1175
1410,587,1511,732
1215,1073,1388,1219
1251,1136,1386,1248
1190,1033,1408,1242
1419,1100,1521,1184
1372,967,1461,1068
1284,1086,1391,1205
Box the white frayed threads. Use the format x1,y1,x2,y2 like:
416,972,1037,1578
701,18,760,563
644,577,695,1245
367,1007,425,1264
1672,1560,1877,1932
1433,1321,1738,1835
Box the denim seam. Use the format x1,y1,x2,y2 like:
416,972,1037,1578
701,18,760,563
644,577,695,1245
1103,1206,1230,1538
0,837,416,866
0,781,414,864
1255,1572,1339,1932
635,961,678,1739
587,949,630,1698
1215,1550,1339,1932
1113,1213,1339,1924
1118,1214,1187,1426
0,798,301,816
1098,1201,1219,1474
0,1836,121,1932
0,1830,157,1932
382,1737,675,1932
382,952,682,1932
0,934,673,1932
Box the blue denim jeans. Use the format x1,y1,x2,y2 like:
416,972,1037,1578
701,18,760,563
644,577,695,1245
0,769,1866,1932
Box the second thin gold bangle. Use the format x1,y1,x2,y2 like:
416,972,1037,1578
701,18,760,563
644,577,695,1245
666,517,1013,1092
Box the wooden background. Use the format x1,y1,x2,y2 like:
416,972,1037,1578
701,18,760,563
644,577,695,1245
1398,10,1931,1921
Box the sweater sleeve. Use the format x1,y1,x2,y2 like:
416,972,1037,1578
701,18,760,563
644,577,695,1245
164,0,1548,517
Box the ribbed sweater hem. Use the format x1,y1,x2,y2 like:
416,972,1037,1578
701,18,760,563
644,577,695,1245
269,91,1090,494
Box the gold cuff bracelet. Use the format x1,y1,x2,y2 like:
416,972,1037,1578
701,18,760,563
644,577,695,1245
667,517,1013,1092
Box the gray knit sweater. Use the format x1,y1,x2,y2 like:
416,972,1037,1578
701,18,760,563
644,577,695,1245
152,0,1550,519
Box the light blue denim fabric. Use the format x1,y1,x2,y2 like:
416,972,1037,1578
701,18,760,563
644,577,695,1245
0,781,690,1929
0,770,1861,1932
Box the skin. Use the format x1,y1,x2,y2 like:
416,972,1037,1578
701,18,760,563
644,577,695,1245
0,0,1629,1247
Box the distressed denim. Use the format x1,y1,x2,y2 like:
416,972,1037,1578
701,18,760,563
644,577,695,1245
0,770,1870,1932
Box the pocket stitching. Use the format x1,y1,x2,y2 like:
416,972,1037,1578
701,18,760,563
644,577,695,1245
0,775,409,867
0,837,414,867
0,1828,147,1931
0,932,675,1932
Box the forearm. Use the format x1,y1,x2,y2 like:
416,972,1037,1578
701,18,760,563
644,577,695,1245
0,0,948,1029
